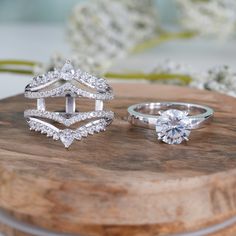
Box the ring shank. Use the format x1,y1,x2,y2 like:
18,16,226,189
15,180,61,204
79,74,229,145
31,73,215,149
128,102,214,130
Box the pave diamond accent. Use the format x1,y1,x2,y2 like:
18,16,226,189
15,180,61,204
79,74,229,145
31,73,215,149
30,71,59,88
25,83,113,100
24,110,114,127
27,118,108,148
25,60,114,148
28,61,110,93
155,109,191,144
28,118,60,140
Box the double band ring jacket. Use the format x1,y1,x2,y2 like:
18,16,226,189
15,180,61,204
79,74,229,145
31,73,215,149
24,60,114,148
128,102,214,144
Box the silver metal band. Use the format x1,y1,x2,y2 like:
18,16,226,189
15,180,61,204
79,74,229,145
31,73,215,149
128,102,214,144
24,60,114,148
128,102,213,130
24,110,114,127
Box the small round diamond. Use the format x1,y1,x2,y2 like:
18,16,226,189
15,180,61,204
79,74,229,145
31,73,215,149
156,109,191,144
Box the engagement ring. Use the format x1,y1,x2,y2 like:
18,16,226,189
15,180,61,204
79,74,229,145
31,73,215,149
128,102,213,144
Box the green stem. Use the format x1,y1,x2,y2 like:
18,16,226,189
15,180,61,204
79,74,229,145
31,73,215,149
0,68,192,85
105,72,192,85
0,68,34,75
0,31,196,82
132,31,197,54
0,60,39,67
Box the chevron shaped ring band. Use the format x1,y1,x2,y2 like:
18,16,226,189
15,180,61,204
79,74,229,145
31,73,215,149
24,60,114,148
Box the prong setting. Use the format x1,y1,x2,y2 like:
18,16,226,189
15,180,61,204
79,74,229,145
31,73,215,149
155,109,191,144
127,102,214,145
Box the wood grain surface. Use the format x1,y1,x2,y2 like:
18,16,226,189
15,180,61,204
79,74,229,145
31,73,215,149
0,83,235,236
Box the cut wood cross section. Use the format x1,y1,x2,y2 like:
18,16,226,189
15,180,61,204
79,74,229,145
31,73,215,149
0,83,235,236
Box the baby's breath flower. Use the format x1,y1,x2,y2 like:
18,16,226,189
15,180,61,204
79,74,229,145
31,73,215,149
191,65,236,97
176,0,236,38
152,60,236,97
67,0,159,70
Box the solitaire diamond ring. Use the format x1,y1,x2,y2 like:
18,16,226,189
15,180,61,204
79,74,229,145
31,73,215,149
24,60,114,148
128,102,214,144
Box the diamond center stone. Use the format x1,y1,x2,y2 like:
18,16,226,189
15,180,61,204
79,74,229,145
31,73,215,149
155,109,191,144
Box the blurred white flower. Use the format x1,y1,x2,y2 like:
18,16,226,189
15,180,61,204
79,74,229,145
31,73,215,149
152,60,236,97
152,59,194,85
153,59,192,75
176,0,236,38
67,0,159,70
191,65,236,97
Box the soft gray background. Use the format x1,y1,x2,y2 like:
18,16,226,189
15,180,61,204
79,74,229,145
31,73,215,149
0,0,235,99
0,0,177,24
0,0,83,23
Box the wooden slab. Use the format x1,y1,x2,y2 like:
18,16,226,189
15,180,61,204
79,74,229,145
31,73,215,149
0,83,236,236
